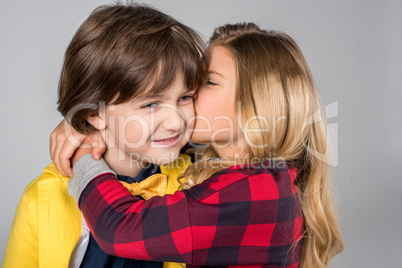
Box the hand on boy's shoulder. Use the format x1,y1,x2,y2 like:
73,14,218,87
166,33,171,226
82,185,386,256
50,119,106,177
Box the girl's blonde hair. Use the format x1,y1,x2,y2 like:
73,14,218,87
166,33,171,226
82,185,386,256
180,23,343,267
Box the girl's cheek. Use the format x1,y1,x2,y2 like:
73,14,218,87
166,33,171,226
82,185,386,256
195,91,210,113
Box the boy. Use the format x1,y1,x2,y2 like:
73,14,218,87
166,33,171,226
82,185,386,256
3,3,204,268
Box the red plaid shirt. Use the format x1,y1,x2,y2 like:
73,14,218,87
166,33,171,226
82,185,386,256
78,161,303,267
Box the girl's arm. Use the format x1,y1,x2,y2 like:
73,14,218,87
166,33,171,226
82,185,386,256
69,154,302,266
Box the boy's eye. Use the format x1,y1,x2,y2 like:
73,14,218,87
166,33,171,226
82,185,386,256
178,95,193,102
206,80,217,86
141,102,159,109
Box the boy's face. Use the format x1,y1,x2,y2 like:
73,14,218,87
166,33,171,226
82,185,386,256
100,72,195,168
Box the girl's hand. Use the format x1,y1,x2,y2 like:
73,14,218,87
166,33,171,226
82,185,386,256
49,120,106,176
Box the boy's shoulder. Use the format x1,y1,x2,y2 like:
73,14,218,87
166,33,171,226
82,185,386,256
24,163,69,195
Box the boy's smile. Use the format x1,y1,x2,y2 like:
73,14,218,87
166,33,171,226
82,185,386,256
152,133,182,147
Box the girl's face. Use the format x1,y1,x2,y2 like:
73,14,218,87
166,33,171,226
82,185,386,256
192,45,241,152
96,72,195,175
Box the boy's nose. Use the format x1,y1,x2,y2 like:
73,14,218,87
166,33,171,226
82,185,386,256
161,104,185,132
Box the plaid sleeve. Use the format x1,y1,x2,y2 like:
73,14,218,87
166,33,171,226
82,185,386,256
79,162,303,266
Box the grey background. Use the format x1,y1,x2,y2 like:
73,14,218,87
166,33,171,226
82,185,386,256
1,0,401,266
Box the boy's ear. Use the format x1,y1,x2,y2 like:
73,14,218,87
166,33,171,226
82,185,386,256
86,113,106,130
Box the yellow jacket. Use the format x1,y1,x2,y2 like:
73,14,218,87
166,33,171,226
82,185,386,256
3,155,190,268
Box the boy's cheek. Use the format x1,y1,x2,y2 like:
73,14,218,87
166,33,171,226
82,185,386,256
186,120,195,137
183,105,196,129
117,119,149,145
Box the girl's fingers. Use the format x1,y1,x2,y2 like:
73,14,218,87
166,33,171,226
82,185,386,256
59,141,77,177
49,119,102,175
57,132,88,176
49,120,66,160
88,131,106,160
49,131,56,160
52,137,65,176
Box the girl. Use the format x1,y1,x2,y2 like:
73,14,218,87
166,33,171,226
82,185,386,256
56,23,344,267
3,3,204,268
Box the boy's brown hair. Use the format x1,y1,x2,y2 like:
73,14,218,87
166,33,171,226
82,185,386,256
58,3,205,134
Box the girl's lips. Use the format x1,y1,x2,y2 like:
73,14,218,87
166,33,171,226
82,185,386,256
152,133,181,147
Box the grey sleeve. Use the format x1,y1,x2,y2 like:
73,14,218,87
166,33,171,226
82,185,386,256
68,154,116,205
